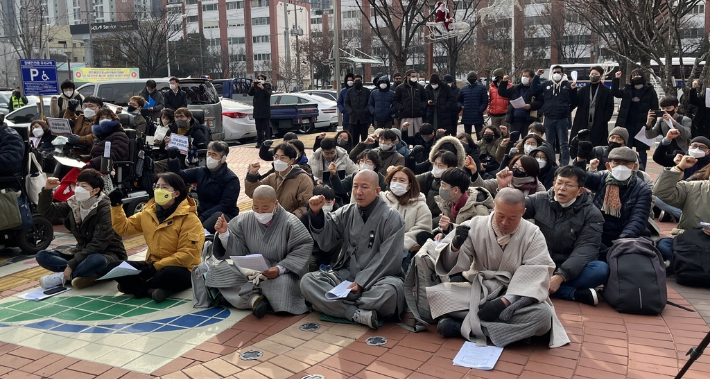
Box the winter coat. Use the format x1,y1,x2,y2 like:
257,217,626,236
37,131,56,151
612,79,659,149
165,88,188,110
380,192,432,251
88,122,130,169
415,136,467,217
344,86,372,124
644,114,692,153
368,87,395,122
425,84,456,128
393,82,427,119
524,189,605,281
138,88,165,120
434,187,494,229
457,82,488,125
653,168,710,235
488,81,512,116
248,83,272,119
245,166,314,218
530,144,559,189
585,172,651,245
477,136,503,161
308,146,358,183
168,160,240,221
50,92,84,118
349,142,405,176
337,87,351,125
498,81,542,124
531,76,577,120
652,140,710,179
689,88,710,138
0,124,24,177
132,113,148,136
64,108,96,149
571,83,614,147
111,197,204,271
38,190,127,269
185,118,209,151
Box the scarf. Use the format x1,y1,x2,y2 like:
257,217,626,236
491,212,520,248
156,201,180,224
601,173,636,218
511,176,538,194
78,196,99,221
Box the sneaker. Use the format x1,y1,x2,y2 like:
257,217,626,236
255,142,262,149
437,317,463,338
71,275,99,289
117,284,128,294
39,272,65,289
351,309,379,329
659,210,677,223
251,296,269,319
573,288,599,306
150,288,172,303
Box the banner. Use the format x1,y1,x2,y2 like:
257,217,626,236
73,68,139,82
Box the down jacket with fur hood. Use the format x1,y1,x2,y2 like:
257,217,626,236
416,136,467,218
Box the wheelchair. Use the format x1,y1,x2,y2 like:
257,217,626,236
0,126,54,254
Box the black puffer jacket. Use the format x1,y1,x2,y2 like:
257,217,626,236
393,81,427,118
168,160,240,221
424,83,456,128
612,79,659,149
89,122,130,169
0,124,24,177
344,86,372,124
524,189,604,281
248,82,272,119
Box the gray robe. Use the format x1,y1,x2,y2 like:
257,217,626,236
208,206,313,314
426,214,569,348
300,197,407,319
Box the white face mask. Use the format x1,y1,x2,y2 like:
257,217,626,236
63,90,74,98
359,163,374,171
555,195,576,208
254,211,274,224
524,144,536,155
380,143,392,151
536,158,547,169
273,160,290,172
611,165,633,181
73,186,92,202
322,204,334,212
206,156,222,170
379,83,387,89
552,73,562,82
410,77,418,83
688,148,706,159
170,84,177,90
431,84,439,89
390,182,408,196
83,108,96,119
347,80,354,87
258,79,265,84
521,76,531,85
32,128,44,137
431,166,446,178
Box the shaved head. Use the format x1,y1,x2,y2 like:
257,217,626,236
354,169,379,187
495,187,526,208
352,169,381,207
253,185,277,202
493,188,526,234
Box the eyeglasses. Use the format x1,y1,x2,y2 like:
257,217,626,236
690,144,709,152
554,181,578,189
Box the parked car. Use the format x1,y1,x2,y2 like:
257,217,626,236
76,78,224,140
5,98,119,128
222,99,256,141
299,90,337,102
304,94,338,130
269,93,320,134
0,92,40,114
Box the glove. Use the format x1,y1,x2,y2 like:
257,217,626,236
66,134,80,145
477,298,508,322
411,145,426,161
577,141,594,161
167,147,181,159
508,147,518,157
263,140,274,148
108,189,124,207
138,265,157,281
452,225,470,250
577,129,591,142
67,99,80,111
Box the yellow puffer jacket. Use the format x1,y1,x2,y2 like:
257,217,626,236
111,197,204,271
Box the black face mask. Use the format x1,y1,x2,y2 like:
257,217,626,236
631,77,645,85
608,141,622,150
666,110,676,117
354,81,363,89
468,78,477,85
512,168,527,178
482,134,494,142
590,75,601,83
127,105,137,113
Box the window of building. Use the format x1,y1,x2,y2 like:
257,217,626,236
343,10,358,18
202,3,218,11
254,53,271,61
692,4,705,14
561,34,591,45
252,17,269,25
683,28,704,39
228,21,245,27
229,37,246,44
253,35,270,43
233,54,246,61
251,0,268,7
186,0,197,4
311,18,322,24
187,15,198,23
208,38,221,47
227,1,243,9
204,21,219,29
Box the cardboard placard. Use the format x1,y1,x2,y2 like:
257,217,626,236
167,134,189,154
46,117,72,135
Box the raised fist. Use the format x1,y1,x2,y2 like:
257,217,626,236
308,195,326,214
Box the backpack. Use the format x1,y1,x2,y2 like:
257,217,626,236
402,239,448,331
673,228,710,287
603,237,667,315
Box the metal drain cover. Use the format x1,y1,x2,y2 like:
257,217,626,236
365,336,387,346
299,322,321,332
301,375,325,379
239,350,263,360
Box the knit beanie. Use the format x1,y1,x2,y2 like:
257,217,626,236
609,127,629,145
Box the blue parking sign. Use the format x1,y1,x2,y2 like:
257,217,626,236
20,59,59,96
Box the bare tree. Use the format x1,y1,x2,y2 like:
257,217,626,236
228,46,248,78
536,4,591,64
436,0,484,76
0,0,64,59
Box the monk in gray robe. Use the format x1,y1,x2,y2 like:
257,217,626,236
300,170,406,329
427,188,569,348
209,185,313,318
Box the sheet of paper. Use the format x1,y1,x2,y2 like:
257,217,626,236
231,254,270,271
706,88,710,108
571,71,578,82
18,287,71,301
452,342,504,370
47,118,72,135
54,155,88,168
98,261,140,280
634,127,660,147
167,134,189,154
325,280,353,300
29,137,40,148
665,118,674,130
510,97,526,109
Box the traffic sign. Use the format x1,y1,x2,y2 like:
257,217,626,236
20,59,59,96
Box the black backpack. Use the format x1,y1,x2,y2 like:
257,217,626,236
603,237,667,315
673,228,710,287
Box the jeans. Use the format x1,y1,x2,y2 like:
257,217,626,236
552,261,610,301
655,196,682,219
544,117,570,165
657,237,674,264
36,250,110,279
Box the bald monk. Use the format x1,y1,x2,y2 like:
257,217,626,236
208,185,313,318
427,188,569,348
300,170,406,329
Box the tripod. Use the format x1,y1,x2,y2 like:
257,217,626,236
675,331,710,379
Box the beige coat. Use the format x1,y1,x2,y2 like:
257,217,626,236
380,192,432,251
245,166,314,218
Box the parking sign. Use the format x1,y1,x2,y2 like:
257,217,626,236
20,59,59,96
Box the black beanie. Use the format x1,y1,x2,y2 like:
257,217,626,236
691,136,710,149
